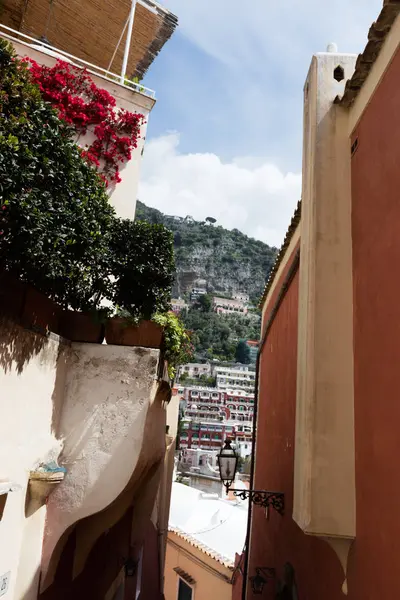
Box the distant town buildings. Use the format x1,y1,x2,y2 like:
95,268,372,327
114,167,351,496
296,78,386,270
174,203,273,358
214,365,256,391
246,340,259,364
190,287,207,302
171,298,188,314
175,363,255,460
213,296,248,315
180,363,212,379
233,292,250,303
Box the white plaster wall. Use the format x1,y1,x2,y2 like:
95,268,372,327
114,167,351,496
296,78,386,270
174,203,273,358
0,321,68,600
41,343,162,590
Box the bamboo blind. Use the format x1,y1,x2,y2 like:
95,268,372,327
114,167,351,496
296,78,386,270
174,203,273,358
1,0,177,79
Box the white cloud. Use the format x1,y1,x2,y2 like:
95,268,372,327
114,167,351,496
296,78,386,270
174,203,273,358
139,133,301,247
164,0,382,68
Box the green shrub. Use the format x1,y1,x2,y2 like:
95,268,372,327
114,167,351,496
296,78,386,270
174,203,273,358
0,39,114,309
109,219,175,320
0,40,175,321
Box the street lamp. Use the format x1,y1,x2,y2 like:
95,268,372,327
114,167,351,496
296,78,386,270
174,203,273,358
217,439,238,493
249,568,275,595
216,441,285,515
123,557,137,577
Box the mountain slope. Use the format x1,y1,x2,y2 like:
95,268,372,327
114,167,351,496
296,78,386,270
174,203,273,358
135,201,277,303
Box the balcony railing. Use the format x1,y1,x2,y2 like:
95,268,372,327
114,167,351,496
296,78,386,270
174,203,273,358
0,23,156,99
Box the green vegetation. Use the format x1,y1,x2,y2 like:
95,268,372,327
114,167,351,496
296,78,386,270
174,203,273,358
135,201,277,303
0,40,180,351
110,219,174,320
179,373,216,387
153,311,193,379
135,201,270,361
181,307,260,362
235,340,251,364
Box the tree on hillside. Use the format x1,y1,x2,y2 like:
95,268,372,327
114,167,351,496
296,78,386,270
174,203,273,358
197,293,212,312
235,340,251,364
206,216,217,225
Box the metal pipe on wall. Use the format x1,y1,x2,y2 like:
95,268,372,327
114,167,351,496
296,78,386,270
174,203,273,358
120,0,137,83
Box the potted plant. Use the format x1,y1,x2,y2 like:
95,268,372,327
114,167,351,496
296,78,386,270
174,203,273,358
105,218,175,348
105,312,164,348
59,308,109,344
21,285,61,335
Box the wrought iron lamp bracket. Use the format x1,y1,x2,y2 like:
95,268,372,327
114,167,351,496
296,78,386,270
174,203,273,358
229,489,285,515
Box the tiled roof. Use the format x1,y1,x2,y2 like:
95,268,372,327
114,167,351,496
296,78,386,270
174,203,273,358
169,526,235,569
340,1,400,107
259,201,301,309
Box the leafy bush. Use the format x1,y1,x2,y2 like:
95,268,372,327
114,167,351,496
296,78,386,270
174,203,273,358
109,219,175,319
0,38,114,309
152,311,194,378
0,40,175,320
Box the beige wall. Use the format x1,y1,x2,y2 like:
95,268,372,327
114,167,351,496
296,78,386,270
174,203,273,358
41,342,164,590
293,51,357,593
165,533,233,600
294,51,356,541
0,320,171,598
0,320,69,600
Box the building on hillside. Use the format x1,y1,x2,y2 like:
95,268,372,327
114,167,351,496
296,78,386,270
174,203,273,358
233,292,250,303
190,287,207,302
178,448,219,473
246,3,400,598
171,298,188,314
180,418,253,451
0,12,178,600
164,483,247,600
224,389,255,422
179,363,212,379
182,386,254,427
185,385,225,404
215,365,255,392
213,296,248,316
246,340,259,364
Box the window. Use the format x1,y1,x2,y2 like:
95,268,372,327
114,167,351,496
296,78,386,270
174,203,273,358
177,578,194,600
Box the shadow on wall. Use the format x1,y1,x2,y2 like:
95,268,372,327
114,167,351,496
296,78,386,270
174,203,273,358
40,378,168,598
0,317,49,374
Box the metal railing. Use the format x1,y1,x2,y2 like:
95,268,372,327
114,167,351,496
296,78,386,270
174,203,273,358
0,22,156,99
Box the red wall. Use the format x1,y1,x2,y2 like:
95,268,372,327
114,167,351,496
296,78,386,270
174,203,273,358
39,506,163,600
248,266,343,600
248,44,400,600
350,44,400,600
232,553,245,600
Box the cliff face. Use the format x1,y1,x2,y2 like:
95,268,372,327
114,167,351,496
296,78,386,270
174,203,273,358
136,201,277,303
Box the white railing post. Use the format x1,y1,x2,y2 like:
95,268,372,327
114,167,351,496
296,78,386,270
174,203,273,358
120,0,137,84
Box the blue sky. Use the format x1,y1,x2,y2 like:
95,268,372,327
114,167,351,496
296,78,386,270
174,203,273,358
138,0,382,246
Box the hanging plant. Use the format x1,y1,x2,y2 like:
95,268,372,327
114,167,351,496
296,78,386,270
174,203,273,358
26,59,145,185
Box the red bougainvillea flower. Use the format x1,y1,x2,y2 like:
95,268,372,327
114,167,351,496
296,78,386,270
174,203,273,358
27,58,146,185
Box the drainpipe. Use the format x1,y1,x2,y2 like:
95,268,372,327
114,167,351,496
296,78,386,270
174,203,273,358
241,349,260,600
120,0,137,84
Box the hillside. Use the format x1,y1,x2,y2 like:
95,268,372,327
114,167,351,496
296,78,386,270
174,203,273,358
135,201,277,303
